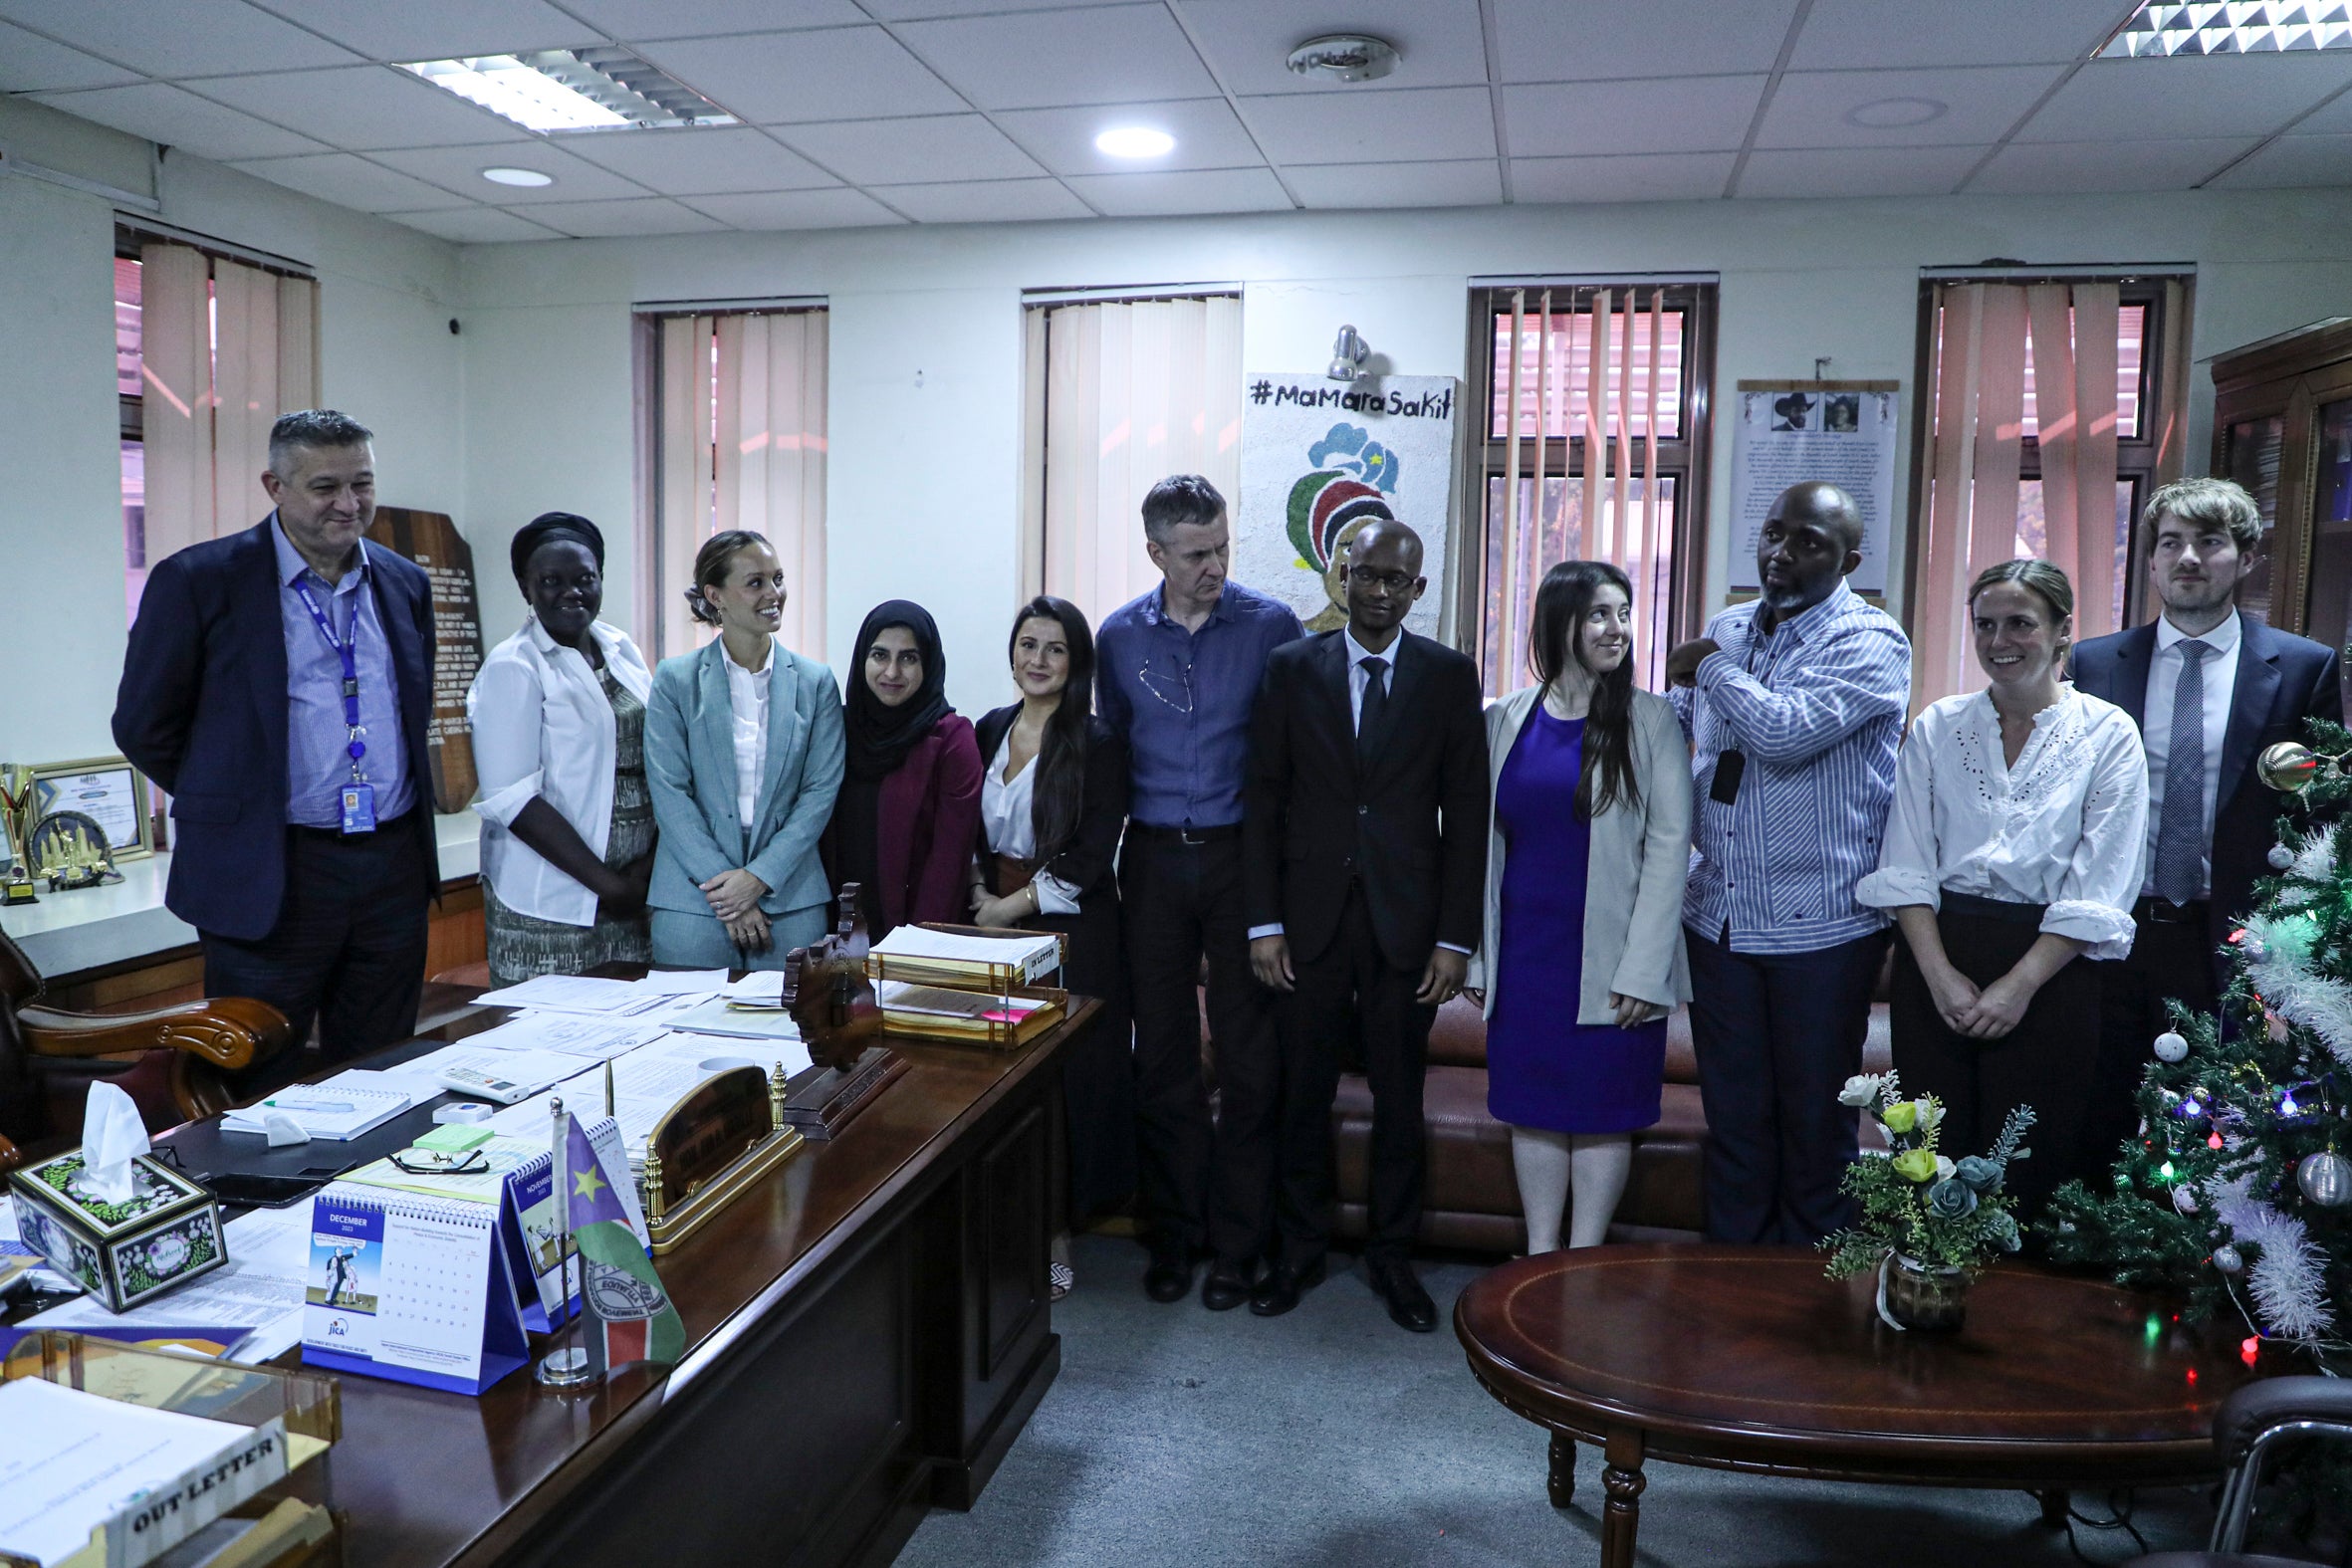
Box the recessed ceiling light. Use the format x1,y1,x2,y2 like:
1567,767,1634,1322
1095,126,1176,159
402,49,737,133
482,166,555,187
2101,1,2352,57
1845,96,1948,128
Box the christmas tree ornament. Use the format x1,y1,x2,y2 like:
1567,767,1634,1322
2174,1184,2199,1215
2215,1243,2244,1274
2259,740,2329,793
2154,1030,2190,1063
2298,1150,2352,1207
2272,842,2299,871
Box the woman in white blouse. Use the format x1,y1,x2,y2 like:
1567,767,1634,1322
469,514,656,984
1856,560,2148,1214
970,595,1133,1297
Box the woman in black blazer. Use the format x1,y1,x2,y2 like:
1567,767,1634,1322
970,595,1134,1297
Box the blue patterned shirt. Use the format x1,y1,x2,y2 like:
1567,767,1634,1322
1669,580,1910,954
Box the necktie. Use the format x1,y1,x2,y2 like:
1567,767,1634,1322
2153,639,2212,905
1357,655,1389,755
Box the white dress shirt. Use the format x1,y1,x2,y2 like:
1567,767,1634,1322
980,731,1082,916
724,638,773,834
2139,609,2241,899
1855,686,2149,961
468,616,654,927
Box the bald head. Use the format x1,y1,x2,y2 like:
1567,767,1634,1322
1348,518,1424,575
1756,482,1865,627
1773,481,1864,556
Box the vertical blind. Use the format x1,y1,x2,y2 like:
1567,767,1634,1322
1025,296,1242,630
137,241,319,570
650,310,828,663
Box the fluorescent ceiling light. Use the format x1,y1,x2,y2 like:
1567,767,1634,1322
482,166,555,187
1095,126,1176,159
2100,2,2352,57
401,49,738,133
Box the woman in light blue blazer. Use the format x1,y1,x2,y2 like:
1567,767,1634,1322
643,530,845,970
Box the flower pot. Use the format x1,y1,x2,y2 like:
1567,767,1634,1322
1879,1252,1969,1332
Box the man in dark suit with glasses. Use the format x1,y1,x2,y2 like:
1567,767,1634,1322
1097,474,1305,1311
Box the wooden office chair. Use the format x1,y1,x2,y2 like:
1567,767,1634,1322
0,926,297,1163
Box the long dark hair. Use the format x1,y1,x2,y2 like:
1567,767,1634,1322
1009,596,1095,860
1529,560,1643,820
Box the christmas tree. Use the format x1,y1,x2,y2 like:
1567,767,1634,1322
2045,721,2352,1367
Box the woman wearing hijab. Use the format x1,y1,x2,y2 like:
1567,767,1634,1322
467,513,656,984
642,530,845,969
823,600,983,939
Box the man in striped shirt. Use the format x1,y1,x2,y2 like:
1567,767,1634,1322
1667,481,1911,1245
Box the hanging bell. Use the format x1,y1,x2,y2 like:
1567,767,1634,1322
2259,741,2325,793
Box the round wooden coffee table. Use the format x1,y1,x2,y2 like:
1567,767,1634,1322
1456,1245,2256,1566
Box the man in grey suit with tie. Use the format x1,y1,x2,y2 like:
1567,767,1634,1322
2070,477,2342,1167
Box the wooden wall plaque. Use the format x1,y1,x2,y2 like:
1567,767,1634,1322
365,507,484,814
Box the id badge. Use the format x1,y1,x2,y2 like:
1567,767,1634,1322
340,782,378,835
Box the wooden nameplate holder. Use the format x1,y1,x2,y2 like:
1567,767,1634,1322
638,1063,806,1256
775,885,907,1143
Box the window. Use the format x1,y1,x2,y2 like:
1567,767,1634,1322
1020,293,1242,632
637,306,828,663
1468,282,1716,695
1908,274,2188,706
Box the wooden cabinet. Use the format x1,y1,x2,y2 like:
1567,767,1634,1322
2211,318,2352,656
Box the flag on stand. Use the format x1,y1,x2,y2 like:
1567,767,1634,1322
563,1113,683,1369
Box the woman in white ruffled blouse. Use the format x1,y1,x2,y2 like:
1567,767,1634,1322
1856,560,2148,1215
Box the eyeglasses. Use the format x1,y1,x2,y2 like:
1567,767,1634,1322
388,1148,490,1176
1137,653,1193,714
1346,565,1419,594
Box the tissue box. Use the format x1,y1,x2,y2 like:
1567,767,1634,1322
7,1150,226,1312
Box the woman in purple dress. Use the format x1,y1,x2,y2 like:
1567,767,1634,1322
1467,560,1693,1251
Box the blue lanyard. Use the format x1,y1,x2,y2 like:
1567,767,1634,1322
293,575,367,782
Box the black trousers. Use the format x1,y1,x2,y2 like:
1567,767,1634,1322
1121,827,1280,1266
1687,925,1888,1245
2085,904,2222,1176
201,815,433,1088
1273,886,1434,1269
1889,898,2103,1218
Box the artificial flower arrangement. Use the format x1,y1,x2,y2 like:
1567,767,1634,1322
1820,1071,2035,1317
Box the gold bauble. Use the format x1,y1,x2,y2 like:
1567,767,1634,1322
2259,740,2324,793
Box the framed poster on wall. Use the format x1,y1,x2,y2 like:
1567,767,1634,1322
1729,380,1899,597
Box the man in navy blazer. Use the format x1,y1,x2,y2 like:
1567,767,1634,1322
2070,477,2342,1164
113,410,437,1072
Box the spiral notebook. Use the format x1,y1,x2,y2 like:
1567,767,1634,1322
300,1183,529,1395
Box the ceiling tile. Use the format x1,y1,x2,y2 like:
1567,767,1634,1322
1971,135,2254,194
893,5,1219,111
1242,86,1497,163
1060,165,1292,215
995,98,1261,175
2291,86,2352,135
186,66,530,150
229,150,473,211
1736,143,1986,198
523,197,730,236
32,83,328,159
881,177,1093,221
780,114,1045,183
1494,0,1800,83
1757,66,2068,148
2209,133,2352,190
0,20,141,91
1288,158,1502,209
1790,0,2131,69
0,0,357,76
1504,76,1764,156
1176,0,1490,96
563,0,866,37
1510,151,1735,203
390,205,565,241
860,0,1135,15
242,0,598,61
563,126,837,192
369,141,651,201
2018,54,2352,143
636,27,966,123
679,187,907,228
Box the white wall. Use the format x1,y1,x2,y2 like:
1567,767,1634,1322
456,186,2352,715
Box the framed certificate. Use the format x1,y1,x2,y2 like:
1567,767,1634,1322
29,757,155,861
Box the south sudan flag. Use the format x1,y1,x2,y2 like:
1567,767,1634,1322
564,1114,684,1369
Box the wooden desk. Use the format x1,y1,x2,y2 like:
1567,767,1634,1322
157,991,1096,1568
1456,1245,2255,1568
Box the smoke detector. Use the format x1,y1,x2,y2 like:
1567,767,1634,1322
1286,34,1401,84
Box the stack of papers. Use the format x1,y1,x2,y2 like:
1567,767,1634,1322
484,1030,813,1173
869,925,1060,987
456,1012,666,1061
222,1072,415,1140
25,1200,318,1365
664,998,805,1041
876,982,1049,1020
469,974,685,1019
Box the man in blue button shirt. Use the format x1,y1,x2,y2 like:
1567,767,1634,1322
115,410,437,1079
1098,474,1304,1310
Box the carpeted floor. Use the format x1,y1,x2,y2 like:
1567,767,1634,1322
898,1233,2214,1567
